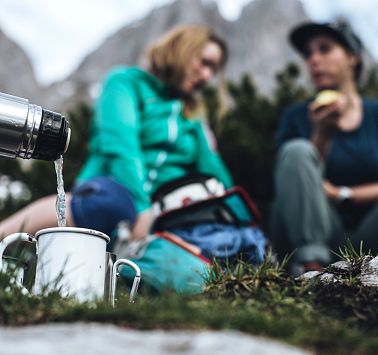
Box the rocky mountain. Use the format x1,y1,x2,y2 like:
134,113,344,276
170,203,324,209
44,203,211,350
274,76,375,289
50,0,231,108
0,28,43,103
0,0,376,110
53,0,311,108
226,0,310,93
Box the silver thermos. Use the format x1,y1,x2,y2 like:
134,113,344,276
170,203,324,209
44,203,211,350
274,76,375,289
0,92,71,161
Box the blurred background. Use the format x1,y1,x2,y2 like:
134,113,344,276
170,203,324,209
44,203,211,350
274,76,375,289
0,0,378,231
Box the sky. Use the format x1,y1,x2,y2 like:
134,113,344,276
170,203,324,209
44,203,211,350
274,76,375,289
0,0,377,85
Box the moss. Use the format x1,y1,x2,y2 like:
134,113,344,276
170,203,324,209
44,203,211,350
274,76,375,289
1,247,378,354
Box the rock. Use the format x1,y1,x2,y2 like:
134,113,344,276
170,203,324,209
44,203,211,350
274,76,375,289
298,255,378,288
360,255,378,287
360,255,374,270
0,323,310,355
298,270,321,280
328,260,351,273
319,272,336,284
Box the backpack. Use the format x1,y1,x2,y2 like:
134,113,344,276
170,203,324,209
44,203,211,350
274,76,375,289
152,174,267,266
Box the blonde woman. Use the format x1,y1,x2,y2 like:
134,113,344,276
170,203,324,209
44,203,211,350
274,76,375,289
0,26,233,240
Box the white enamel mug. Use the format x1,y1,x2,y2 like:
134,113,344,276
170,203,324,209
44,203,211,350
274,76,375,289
0,227,141,305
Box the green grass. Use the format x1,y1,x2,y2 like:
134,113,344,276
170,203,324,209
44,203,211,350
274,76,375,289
332,239,371,266
1,250,378,354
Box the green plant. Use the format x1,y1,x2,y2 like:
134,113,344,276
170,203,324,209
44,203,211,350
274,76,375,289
203,249,304,300
333,239,371,266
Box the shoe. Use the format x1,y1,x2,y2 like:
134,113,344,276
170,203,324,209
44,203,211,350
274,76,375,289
303,261,325,272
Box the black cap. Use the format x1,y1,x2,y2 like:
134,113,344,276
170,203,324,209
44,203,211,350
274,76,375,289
289,21,363,81
32,110,70,161
289,21,363,57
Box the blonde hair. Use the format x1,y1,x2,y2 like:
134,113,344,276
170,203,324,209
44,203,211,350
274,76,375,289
147,25,228,115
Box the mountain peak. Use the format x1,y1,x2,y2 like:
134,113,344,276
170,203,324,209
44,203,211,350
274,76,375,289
0,0,376,109
0,28,42,102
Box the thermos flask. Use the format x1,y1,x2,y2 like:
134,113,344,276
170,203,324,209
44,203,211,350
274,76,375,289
0,91,70,161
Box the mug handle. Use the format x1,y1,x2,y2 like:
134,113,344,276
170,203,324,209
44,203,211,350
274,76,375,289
0,233,36,290
111,259,141,307
0,233,36,268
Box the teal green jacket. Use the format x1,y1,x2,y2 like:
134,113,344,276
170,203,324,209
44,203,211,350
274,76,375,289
77,67,233,212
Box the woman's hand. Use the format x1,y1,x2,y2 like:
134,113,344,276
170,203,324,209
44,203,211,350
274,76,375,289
323,180,339,201
310,94,347,159
131,209,154,240
309,101,343,134
324,180,378,205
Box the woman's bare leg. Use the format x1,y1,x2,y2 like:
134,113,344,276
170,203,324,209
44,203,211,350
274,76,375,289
0,193,74,239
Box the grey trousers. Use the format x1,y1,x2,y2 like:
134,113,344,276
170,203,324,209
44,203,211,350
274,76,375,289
271,139,378,264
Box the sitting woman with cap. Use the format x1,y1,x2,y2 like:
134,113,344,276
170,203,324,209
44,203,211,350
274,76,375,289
271,21,378,275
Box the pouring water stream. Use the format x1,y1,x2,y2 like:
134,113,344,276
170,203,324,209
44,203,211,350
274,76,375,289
54,155,66,227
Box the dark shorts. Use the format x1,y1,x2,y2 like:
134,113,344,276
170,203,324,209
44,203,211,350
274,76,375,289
70,176,137,237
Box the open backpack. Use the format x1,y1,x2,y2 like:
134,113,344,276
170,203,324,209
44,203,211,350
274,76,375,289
119,174,268,294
